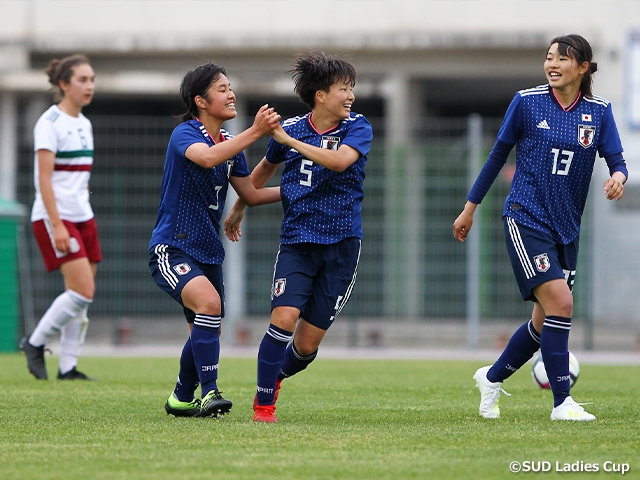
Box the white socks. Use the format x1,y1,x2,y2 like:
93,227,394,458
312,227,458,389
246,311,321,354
29,290,92,373
59,309,90,374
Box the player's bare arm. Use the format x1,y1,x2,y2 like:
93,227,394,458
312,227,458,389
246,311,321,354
271,124,360,172
38,148,71,254
230,175,280,208
453,201,478,243
186,105,280,169
224,158,280,241
604,171,626,201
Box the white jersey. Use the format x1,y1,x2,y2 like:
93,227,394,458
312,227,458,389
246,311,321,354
31,105,95,223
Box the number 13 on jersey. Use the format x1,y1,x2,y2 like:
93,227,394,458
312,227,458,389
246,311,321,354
551,148,574,175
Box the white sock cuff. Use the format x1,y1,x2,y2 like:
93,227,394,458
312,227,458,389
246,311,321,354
66,290,93,308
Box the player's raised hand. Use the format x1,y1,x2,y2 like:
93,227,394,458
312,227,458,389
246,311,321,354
253,104,281,136
270,123,291,145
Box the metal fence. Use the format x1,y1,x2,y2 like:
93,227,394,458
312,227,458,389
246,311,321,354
16,113,615,349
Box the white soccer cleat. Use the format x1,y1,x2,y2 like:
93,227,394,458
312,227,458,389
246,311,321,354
473,366,510,419
550,396,595,422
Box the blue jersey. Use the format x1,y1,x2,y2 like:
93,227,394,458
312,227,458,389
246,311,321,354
149,119,250,264
481,85,625,244
266,112,373,244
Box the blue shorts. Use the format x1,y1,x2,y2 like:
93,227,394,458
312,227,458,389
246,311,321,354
271,238,361,330
149,244,225,323
503,217,578,301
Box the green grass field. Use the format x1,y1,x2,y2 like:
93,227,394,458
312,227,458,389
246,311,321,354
1,354,638,480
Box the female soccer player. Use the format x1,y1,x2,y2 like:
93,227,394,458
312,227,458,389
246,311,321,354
453,34,628,421
21,54,99,381
225,52,374,423
149,63,281,418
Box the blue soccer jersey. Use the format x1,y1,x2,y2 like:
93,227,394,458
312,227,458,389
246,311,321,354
149,119,250,264
472,84,626,244
266,112,373,244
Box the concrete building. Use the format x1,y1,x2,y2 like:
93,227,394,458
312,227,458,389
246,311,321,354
1,0,639,327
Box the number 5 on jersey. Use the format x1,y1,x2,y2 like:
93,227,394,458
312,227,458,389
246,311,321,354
300,159,313,186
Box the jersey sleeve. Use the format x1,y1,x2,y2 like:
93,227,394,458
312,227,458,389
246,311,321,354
598,103,624,159
342,115,373,156
230,152,250,177
496,93,524,147
33,115,59,153
467,140,513,204
170,123,204,158
265,137,287,164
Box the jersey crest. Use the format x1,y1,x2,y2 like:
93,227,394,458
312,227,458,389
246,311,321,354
578,124,596,148
173,262,192,275
321,136,340,151
273,278,286,297
226,159,235,178
533,253,550,273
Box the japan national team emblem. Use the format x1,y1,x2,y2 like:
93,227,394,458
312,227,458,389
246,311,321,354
321,136,340,151
173,263,192,275
578,124,596,149
273,278,286,297
533,253,551,273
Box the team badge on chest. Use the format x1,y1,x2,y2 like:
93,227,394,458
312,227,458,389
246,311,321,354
578,124,596,149
533,253,551,273
321,136,340,151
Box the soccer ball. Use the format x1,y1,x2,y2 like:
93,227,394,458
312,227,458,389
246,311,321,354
531,351,579,389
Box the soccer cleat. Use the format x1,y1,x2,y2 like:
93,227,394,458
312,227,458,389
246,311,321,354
550,396,596,421
253,404,278,423
473,365,511,419
165,393,202,417
253,378,283,409
200,389,233,418
57,367,93,380
19,337,48,380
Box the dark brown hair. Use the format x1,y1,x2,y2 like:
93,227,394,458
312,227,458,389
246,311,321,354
45,54,91,101
549,34,597,98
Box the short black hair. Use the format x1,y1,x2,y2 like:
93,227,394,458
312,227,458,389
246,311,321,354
289,52,356,109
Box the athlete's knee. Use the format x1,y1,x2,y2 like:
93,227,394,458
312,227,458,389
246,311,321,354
69,282,95,300
271,306,299,332
194,295,222,316
292,338,320,356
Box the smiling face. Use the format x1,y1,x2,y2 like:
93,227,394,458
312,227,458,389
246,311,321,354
544,43,589,93
316,80,355,121
196,73,237,121
60,63,95,109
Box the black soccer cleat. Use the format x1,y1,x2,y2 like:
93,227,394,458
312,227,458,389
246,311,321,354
57,367,93,380
200,389,233,418
19,337,48,380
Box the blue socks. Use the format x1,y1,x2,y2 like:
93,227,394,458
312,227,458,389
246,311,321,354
487,320,540,383
173,337,200,402
540,315,571,407
280,342,318,379
256,324,293,406
190,314,221,396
